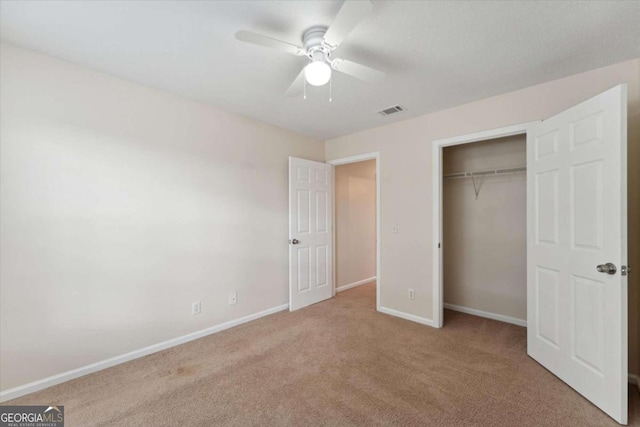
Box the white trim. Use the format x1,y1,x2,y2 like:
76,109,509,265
327,152,378,166
327,152,381,312
378,306,435,327
0,303,289,403
431,122,539,329
336,277,376,293
444,303,527,327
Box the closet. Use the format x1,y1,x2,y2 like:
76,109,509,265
442,134,527,325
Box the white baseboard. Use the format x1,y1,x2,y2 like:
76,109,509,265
336,276,376,293
444,303,527,327
378,306,435,327
0,303,289,403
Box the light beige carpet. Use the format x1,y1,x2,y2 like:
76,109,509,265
6,282,640,426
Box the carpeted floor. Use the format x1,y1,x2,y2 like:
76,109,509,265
6,282,640,426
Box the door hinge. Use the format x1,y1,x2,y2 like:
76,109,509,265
621,265,630,276
438,243,441,249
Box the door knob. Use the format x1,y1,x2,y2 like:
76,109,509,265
596,263,616,275
289,239,299,245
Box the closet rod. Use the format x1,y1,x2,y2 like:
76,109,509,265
443,166,526,180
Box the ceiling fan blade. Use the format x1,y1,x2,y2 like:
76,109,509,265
285,68,306,97
331,58,385,85
235,31,305,56
323,0,373,48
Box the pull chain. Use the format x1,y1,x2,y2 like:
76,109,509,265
303,77,307,100
329,77,332,102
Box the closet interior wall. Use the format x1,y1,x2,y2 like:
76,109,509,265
443,135,527,322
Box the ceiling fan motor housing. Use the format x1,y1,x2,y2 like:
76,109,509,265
303,26,331,61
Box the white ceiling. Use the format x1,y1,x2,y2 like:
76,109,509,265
1,1,639,140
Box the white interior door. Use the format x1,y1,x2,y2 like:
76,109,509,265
289,157,333,311
527,85,628,424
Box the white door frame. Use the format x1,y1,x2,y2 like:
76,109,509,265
431,122,539,328
327,152,381,311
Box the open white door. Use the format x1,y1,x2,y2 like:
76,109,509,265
289,157,333,311
527,85,628,424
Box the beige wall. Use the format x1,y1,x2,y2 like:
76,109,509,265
443,136,526,320
325,58,640,376
335,160,376,287
0,44,324,391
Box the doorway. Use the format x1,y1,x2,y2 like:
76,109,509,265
432,123,536,328
328,153,381,310
442,134,527,327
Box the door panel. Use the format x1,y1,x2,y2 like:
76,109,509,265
289,157,333,311
527,85,627,424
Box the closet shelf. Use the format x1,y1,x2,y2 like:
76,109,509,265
443,166,526,180
444,165,526,199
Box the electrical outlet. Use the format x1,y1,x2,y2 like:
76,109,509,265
192,301,201,315
392,224,399,234
229,292,237,305
408,288,415,300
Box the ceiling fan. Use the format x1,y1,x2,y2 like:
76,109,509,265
235,0,385,97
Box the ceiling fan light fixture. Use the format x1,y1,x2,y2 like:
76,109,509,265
305,60,332,86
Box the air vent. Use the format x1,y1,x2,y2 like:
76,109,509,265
377,105,406,116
